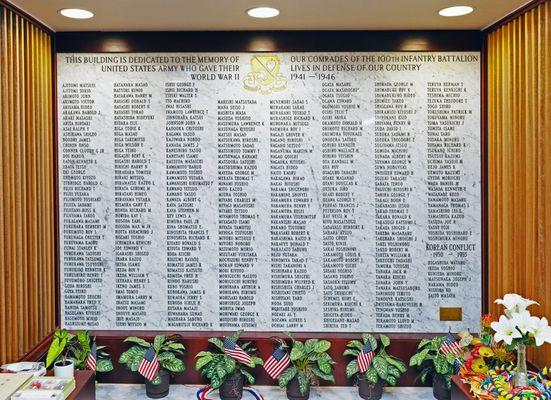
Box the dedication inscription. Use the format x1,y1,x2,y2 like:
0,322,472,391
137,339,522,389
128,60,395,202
58,52,481,332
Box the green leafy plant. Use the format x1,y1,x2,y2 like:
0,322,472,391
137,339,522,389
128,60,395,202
95,345,114,373
194,330,262,389
118,335,185,385
409,336,459,390
277,333,335,395
46,329,114,372
46,329,75,368
344,333,406,386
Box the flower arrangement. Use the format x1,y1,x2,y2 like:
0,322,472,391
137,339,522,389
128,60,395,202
491,294,551,347
460,314,515,376
459,294,551,399
490,294,551,387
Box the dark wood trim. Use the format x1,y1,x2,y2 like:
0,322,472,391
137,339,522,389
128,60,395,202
483,0,547,33
91,330,435,386
67,371,96,400
451,376,473,400
56,30,482,53
0,0,54,35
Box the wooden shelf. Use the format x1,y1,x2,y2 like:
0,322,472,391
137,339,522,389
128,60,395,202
451,376,474,400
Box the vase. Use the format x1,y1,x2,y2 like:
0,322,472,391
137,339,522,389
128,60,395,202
286,377,310,400
514,343,528,387
53,360,74,378
432,374,451,400
145,369,170,399
219,372,244,400
357,375,383,400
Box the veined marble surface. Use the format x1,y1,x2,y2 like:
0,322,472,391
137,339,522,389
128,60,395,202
96,384,436,400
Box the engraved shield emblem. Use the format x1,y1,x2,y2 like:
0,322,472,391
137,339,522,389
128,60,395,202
251,55,280,86
243,54,287,94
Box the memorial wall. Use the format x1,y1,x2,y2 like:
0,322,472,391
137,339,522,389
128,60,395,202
58,51,481,333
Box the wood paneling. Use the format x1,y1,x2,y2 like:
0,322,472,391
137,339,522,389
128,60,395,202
487,0,551,367
0,3,55,365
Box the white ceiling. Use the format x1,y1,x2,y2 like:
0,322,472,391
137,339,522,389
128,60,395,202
12,0,529,32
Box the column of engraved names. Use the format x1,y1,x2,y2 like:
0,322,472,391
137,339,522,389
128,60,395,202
165,81,212,328
60,82,104,327
373,81,420,330
217,99,261,328
321,81,362,329
426,81,476,300
114,82,154,328
269,99,315,329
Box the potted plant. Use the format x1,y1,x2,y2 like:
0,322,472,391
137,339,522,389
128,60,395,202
344,333,406,400
68,331,114,373
195,330,262,400
46,329,76,377
277,334,335,400
119,335,185,399
409,335,466,400
46,329,114,376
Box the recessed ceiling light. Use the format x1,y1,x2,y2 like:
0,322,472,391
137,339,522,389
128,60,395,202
59,8,94,19
247,7,280,19
438,6,474,17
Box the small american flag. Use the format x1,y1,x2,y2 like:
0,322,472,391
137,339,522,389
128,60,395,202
263,347,291,380
453,358,463,374
86,341,97,371
440,333,462,356
138,346,160,382
358,341,375,373
223,337,252,365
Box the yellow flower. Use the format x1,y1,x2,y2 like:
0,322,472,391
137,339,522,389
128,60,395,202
478,346,494,358
471,358,488,373
471,337,482,345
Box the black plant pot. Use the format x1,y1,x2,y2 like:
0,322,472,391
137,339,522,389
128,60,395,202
286,377,310,400
145,369,170,399
357,375,383,400
219,372,244,400
432,374,451,400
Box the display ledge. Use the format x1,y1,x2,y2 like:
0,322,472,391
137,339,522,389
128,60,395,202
97,384,435,399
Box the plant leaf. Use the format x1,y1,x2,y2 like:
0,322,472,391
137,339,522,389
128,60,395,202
347,340,364,351
385,356,407,373
372,357,388,380
379,334,390,348
160,356,185,373
251,356,263,366
312,367,335,383
224,356,236,373
290,342,305,361
208,338,225,353
124,337,151,348
241,369,255,384
297,372,310,395
195,355,213,371
314,340,331,353
153,335,165,351
361,334,377,351
96,358,113,373
386,375,397,386
343,348,360,357
317,359,332,374
366,366,378,384
230,330,243,342
346,359,359,379
278,366,297,388
210,374,221,389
